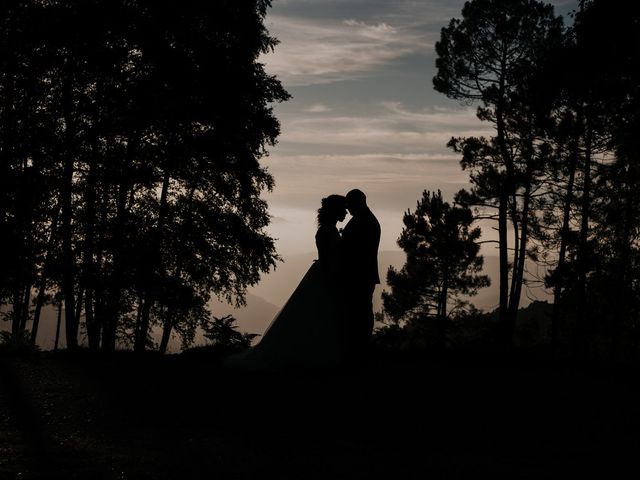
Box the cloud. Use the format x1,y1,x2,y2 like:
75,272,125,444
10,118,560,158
276,103,491,152
269,215,290,224
264,151,470,208
260,101,493,254
261,102,492,215
302,103,332,113
262,15,431,86
261,149,472,254
262,0,578,87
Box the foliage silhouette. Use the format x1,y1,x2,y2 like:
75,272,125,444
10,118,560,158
434,0,564,349
0,330,39,353
381,190,489,350
206,315,258,349
433,0,640,360
0,0,288,352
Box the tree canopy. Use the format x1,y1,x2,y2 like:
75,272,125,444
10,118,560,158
432,0,640,357
0,0,289,351
382,190,489,349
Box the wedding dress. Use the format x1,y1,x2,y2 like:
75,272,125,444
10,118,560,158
223,225,345,370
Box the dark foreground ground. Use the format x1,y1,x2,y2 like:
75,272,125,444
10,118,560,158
1,349,639,479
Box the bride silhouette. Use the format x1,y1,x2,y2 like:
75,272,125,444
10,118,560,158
223,195,348,370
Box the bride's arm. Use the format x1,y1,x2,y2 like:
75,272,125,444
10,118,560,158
316,227,342,276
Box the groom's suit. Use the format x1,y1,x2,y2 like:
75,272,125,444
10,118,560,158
340,207,381,354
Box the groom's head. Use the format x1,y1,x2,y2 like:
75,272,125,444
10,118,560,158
346,189,367,216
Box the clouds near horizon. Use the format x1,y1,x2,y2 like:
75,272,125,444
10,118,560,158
257,0,578,256
264,14,432,86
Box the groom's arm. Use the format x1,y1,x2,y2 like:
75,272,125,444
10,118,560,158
340,218,358,250
338,218,363,277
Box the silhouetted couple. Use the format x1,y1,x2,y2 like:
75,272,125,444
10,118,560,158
224,189,381,370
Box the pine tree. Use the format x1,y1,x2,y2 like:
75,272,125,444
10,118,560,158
382,190,489,349
433,0,564,348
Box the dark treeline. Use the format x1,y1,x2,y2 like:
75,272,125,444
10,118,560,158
0,0,289,352
2,0,639,362
381,0,640,360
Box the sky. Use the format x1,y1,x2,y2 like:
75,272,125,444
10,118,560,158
259,0,579,257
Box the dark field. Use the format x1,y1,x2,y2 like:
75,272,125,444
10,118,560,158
1,350,639,479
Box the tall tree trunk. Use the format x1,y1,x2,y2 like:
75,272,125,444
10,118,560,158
498,192,511,348
134,294,144,335
102,136,137,351
83,151,98,348
0,31,16,241
551,137,579,355
498,194,513,350
509,200,520,305
0,21,19,341
92,184,109,347
507,117,535,345
158,180,199,354
135,168,171,352
31,204,61,345
158,307,173,354
61,64,78,350
438,271,449,351
54,298,63,351
9,206,24,339
508,163,534,326
17,161,35,335
31,285,46,347
495,51,516,350
85,287,97,349
31,284,46,346
440,283,448,320
575,118,593,356
610,159,636,359
84,82,102,350
10,287,22,340
74,284,84,330
10,150,24,339
18,283,32,333
101,187,127,351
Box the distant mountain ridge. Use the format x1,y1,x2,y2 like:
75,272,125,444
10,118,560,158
209,292,280,338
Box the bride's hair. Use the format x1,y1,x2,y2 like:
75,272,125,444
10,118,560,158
317,195,346,226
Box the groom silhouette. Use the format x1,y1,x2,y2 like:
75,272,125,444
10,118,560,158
340,189,381,358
